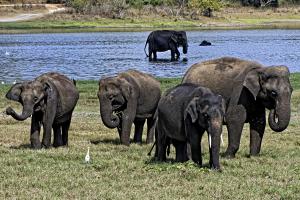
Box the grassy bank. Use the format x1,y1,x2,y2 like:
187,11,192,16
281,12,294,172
0,6,300,34
0,75,299,199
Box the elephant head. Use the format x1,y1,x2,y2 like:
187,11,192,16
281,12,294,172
6,81,51,121
243,66,292,132
98,77,132,129
171,31,188,54
185,90,225,169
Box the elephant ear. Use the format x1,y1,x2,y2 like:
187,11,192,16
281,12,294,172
43,81,53,100
118,78,134,101
170,34,178,44
218,95,226,114
184,97,200,123
243,69,264,99
6,83,23,101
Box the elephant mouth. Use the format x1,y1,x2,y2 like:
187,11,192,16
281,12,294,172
112,100,126,111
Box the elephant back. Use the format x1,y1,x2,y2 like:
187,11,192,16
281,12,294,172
36,72,79,114
120,70,161,117
182,57,262,104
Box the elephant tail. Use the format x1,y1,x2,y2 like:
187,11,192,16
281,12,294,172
72,79,77,86
147,141,156,156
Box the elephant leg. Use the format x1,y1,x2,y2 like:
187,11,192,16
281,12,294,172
173,140,188,162
62,118,72,146
42,106,57,148
224,105,247,158
170,50,176,61
133,118,145,144
153,51,157,61
190,129,205,166
30,113,42,149
120,113,135,146
175,48,180,60
155,122,167,161
52,124,63,147
249,111,266,156
146,117,155,144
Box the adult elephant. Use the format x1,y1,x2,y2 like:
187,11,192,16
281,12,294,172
6,72,79,149
98,70,161,146
144,30,188,61
155,84,225,170
182,57,292,158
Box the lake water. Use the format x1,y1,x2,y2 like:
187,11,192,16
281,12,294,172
0,29,299,83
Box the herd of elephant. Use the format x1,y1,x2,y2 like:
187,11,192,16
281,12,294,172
5,30,292,171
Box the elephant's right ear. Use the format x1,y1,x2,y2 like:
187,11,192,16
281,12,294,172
184,97,199,123
243,70,263,99
6,83,22,101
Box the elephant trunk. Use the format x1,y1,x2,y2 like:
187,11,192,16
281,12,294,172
268,97,291,132
208,113,223,170
7,104,33,121
100,96,120,128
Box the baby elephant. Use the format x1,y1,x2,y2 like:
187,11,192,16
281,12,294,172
155,83,225,170
6,72,79,149
98,70,161,146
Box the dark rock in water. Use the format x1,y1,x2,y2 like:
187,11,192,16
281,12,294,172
199,40,212,46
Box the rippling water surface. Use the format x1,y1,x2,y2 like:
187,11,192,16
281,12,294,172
0,29,299,82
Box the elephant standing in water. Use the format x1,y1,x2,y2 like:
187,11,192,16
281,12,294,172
183,57,292,158
144,30,188,61
155,84,225,170
98,70,161,146
6,72,79,149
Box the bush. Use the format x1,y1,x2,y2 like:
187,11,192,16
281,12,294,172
188,0,222,16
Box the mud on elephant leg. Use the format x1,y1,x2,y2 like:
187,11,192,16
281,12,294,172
223,105,247,158
53,124,63,147
133,118,145,144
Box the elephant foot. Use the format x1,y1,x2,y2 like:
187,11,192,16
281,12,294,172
42,143,51,149
31,142,42,149
221,152,235,159
53,142,64,148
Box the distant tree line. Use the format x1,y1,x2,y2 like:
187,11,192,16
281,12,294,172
60,0,300,18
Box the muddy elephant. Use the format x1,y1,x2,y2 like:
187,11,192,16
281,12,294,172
182,57,292,158
144,30,188,61
98,70,161,146
154,84,225,170
6,72,79,149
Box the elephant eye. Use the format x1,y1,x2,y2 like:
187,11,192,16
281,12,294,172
203,113,209,119
270,90,277,98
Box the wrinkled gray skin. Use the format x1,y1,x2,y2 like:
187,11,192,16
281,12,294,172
183,57,292,158
155,84,225,170
144,30,188,61
6,72,79,149
98,70,161,146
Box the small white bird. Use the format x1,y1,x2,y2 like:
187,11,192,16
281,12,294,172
85,147,90,163
5,51,10,56
13,80,17,84
1,81,4,84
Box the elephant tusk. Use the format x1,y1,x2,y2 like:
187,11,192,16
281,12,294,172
221,133,224,147
208,134,211,148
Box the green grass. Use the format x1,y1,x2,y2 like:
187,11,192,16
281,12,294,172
0,76,299,199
